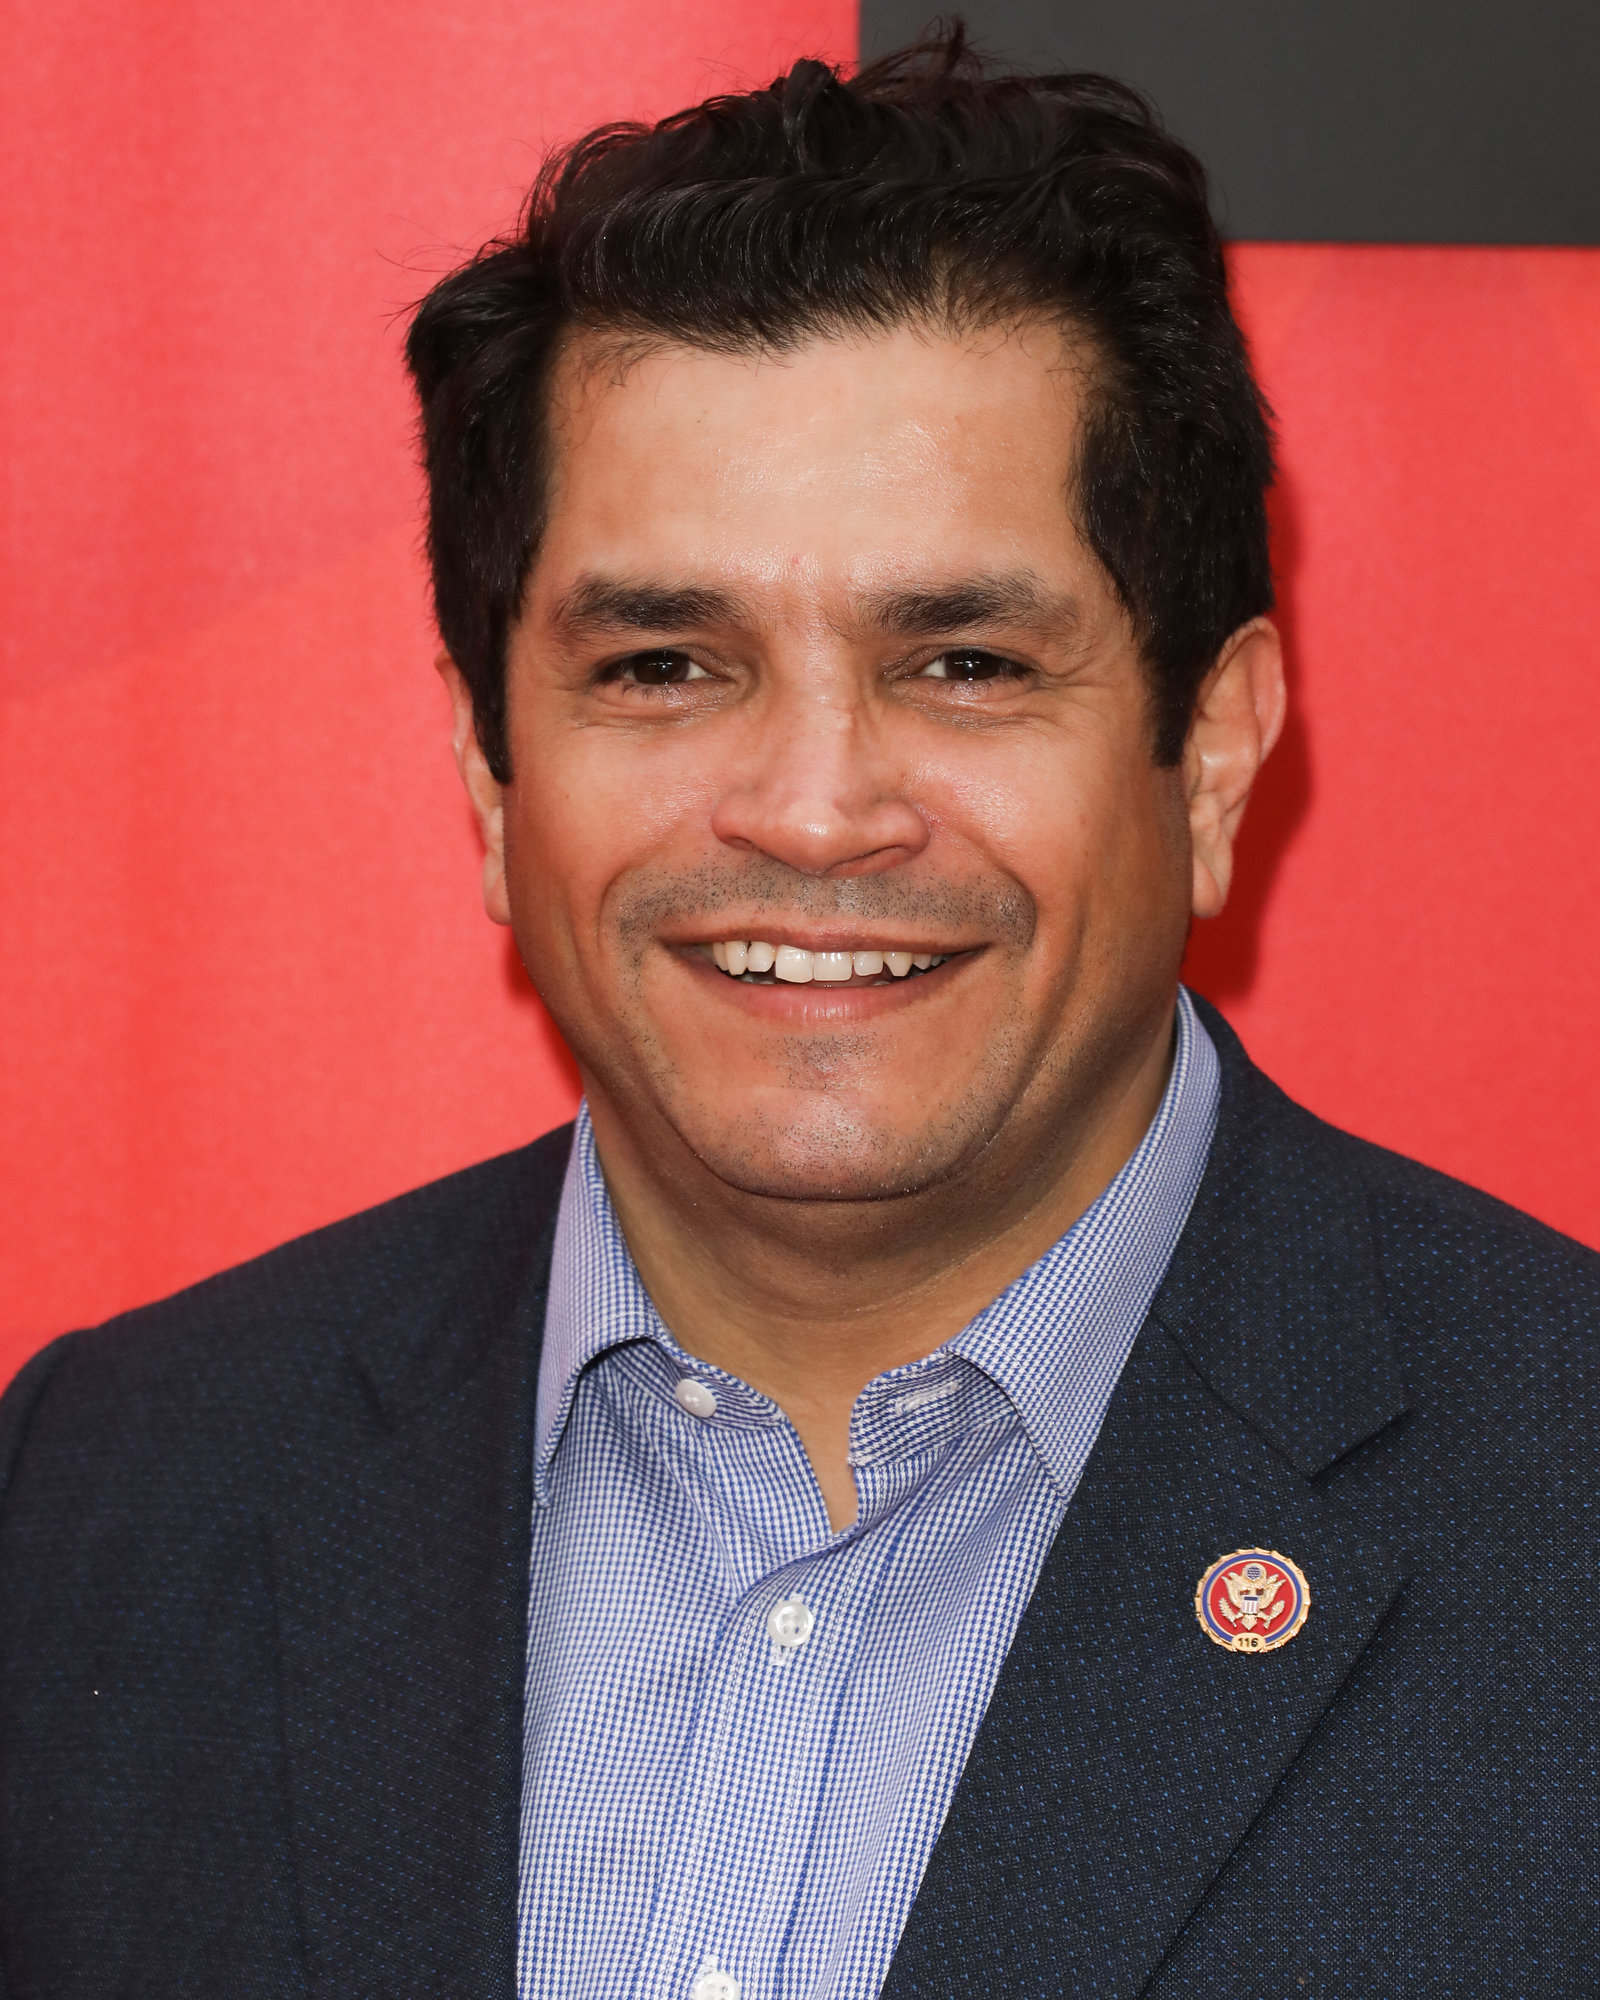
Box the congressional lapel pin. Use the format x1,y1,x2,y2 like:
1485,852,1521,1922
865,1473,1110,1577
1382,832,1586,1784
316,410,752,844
1196,1549,1310,1654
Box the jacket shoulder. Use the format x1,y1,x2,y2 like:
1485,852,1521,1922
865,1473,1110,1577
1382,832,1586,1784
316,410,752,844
1227,1057,1600,1426
1192,997,1600,1441
1336,1123,1600,1403
1327,1114,1600,1313
1197,995,1600,1321
0,1125,573,1488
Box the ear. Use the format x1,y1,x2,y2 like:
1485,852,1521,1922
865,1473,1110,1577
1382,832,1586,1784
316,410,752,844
1184,618,1287,920
436,652,512,927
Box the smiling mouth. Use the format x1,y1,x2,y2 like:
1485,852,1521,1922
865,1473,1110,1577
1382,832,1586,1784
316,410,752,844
699,940,960,987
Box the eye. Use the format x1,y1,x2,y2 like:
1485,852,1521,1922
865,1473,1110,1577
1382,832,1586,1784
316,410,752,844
913,648,1022,682
610,650,711,686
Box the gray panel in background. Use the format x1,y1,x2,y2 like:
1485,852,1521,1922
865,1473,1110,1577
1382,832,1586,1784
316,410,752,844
859,1,1600,243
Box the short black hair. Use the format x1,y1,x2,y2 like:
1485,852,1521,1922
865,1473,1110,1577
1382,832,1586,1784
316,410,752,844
406,26,1274,782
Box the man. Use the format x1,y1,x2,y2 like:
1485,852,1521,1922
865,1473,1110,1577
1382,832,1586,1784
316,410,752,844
2,32,1596,1998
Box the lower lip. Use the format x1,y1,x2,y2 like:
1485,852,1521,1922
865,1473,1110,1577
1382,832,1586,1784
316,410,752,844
678,948,974,1018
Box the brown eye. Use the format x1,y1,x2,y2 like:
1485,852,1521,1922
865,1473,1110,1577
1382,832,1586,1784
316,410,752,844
916,649,1017,682
615,651,709,686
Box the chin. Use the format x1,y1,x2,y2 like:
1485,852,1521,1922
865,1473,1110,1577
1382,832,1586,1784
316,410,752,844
671,1092,997,1205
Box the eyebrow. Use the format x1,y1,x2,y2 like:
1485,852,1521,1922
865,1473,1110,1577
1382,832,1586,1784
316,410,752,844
855,573,1081,636
552,576,748,635
549,568,1080,641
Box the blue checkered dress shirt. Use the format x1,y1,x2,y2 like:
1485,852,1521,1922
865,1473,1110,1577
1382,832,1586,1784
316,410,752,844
518,987,1219,2000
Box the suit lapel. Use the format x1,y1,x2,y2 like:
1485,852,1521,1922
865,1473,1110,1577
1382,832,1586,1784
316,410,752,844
885,1008,1413,1999
268,1134,569,1998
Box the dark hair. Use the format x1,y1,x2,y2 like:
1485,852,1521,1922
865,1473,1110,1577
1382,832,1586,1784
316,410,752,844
406,26,1274,781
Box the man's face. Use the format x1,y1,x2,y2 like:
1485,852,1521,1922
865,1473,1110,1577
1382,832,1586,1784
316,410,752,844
483,321,1201,1202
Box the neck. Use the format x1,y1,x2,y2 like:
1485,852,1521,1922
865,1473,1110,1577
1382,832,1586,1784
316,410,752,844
583,1000,1178,1527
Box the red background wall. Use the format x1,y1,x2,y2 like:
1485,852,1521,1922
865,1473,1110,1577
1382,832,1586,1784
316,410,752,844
3,4,1597,1385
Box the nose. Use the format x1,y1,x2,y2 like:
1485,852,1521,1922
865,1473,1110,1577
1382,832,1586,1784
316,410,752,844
709,686,929,877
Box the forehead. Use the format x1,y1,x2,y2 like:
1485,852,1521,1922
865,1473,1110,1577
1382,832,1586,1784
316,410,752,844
532,321,1099,609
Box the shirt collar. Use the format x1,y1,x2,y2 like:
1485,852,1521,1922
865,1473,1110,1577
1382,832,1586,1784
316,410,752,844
937,983,1217,1492
535,987,1219,1504
534,1104,673,1503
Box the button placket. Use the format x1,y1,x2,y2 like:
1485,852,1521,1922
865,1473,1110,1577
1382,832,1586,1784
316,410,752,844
689,1960,740,2000
675,1376,718,1420
766,1594,814,1663
634,1547,866,2000
618,1360,898,2000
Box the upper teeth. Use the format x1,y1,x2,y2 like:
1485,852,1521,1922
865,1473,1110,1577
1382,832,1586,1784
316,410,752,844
706,942,946,983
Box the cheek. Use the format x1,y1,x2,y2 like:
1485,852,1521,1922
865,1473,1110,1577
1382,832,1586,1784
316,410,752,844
934,758,1092,871
920,733,1160,921
503,725,715,950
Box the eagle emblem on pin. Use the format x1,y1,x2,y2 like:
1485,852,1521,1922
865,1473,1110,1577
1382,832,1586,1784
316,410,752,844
1195,1549,1310,1653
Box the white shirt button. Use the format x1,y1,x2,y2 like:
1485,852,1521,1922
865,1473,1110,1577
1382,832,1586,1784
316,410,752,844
674,1378,717,1420
690,1968,740,2000
767,1595,814,1649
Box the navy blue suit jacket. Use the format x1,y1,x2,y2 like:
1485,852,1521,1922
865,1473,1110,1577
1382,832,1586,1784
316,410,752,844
3,1001,1597,1996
